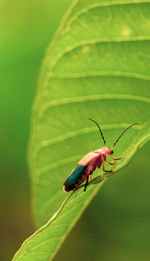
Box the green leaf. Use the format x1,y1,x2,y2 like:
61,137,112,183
13,0,150,260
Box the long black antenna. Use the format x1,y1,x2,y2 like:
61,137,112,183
111,123,138,149
88,118,106,146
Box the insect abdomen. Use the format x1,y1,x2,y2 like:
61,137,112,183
63,165,86,191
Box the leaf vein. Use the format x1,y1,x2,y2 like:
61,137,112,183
51,71,150,81
38,94,150,119
49,38,150,72
61,0,150,37
33,124,141,175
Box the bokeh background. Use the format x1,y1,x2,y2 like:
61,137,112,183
0,1,150,261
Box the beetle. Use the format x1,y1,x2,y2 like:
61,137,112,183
63,119,137,192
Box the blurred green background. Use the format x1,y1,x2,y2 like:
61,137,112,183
0,1,150,261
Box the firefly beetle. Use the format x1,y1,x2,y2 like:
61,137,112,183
63,119,137,192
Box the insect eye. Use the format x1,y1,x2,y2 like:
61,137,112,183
111,150,114,154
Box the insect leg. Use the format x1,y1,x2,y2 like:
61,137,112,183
105,160,115,165
102,158,113,173
84,176,89,192
106,154,124,161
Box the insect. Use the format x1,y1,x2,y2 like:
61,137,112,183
63,119,137,192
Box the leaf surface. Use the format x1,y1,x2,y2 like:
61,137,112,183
13,0,150,260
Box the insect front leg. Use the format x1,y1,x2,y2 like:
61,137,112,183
106,154,124,161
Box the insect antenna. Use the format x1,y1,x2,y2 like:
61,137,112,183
88,118,106,146
111,123,138,149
